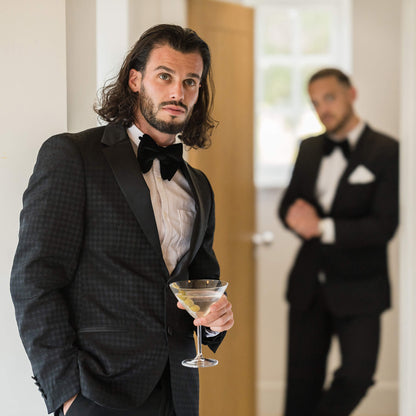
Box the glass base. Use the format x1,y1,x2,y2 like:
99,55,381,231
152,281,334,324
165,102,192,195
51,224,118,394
182,357,218,368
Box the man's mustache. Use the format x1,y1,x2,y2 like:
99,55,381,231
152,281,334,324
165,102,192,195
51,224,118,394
160,101,188,112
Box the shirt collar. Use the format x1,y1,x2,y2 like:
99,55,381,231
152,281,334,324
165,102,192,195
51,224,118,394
127,123,143,153
346,119,366,150
327,119,365,150
126,123,183,151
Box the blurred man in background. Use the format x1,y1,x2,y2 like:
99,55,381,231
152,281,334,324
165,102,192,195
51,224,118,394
278,68,398,416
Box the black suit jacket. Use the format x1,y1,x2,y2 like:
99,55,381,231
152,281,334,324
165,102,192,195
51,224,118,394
10,123,225,415
279,125,399,316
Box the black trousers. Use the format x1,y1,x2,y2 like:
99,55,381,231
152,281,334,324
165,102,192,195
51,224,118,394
284,289,381,416
61,365,175,416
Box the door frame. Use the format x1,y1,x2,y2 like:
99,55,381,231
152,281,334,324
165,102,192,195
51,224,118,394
399,0,416,414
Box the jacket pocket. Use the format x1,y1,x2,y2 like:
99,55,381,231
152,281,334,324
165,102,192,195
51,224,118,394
77,327,129,334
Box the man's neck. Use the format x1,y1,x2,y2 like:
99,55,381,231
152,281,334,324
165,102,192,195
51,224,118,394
134,120,176,147
331,114,360,140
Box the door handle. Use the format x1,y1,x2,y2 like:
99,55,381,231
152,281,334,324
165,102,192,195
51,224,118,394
252,231,274,246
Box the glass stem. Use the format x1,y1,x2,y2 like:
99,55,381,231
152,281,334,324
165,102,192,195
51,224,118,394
196,325,203,360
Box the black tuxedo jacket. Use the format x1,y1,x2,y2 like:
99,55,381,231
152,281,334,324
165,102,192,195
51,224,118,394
279,125,399,316
10,123,225,415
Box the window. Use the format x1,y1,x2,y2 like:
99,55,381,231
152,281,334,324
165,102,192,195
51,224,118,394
244,0,352,187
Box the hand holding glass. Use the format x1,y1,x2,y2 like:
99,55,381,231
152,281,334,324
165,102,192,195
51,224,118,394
169,279,228,368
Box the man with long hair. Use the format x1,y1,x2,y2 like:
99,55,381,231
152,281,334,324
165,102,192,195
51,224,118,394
11,24,233,416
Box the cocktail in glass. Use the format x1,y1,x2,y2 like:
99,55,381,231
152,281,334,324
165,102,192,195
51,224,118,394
169,279,228,368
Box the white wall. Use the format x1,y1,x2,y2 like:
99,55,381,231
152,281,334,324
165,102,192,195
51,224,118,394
0,1,67,414
128,0,186,42
66,0,97,132
351,1,401,414
399,0,416,414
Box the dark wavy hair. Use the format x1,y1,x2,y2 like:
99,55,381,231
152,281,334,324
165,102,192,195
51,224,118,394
308,68,353,88
94,24,217,148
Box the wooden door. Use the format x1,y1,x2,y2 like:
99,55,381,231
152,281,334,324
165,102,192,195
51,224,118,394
187,1,255,415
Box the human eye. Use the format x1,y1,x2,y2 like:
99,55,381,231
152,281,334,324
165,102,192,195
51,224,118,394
184,78,198,87
158,73,171,81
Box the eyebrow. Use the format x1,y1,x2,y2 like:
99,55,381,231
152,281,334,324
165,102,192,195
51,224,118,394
154,65,201,80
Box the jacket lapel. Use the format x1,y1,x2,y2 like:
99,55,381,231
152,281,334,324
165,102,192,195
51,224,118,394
330,125,370,212
306,135,327,209
170,162,207,280
101,124,163,259
311,140,325,192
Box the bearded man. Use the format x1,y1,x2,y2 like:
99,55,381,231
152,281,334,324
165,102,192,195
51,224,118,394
278,68,398,416
11,24,233,416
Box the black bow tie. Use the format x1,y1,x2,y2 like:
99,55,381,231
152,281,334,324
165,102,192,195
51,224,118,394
137,134,184,180
323,136,351,159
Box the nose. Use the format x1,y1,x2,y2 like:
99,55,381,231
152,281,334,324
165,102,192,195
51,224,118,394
316,106,325,118
170,81,184,101
315,102,327,118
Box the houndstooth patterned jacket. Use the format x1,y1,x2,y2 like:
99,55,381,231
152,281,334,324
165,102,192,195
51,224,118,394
11,123,225,415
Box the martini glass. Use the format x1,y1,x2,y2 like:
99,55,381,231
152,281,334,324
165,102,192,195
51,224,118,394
169,279,228,368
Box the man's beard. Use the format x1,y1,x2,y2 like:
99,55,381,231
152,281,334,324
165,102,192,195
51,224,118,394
139,85,191,135
325,106,354,136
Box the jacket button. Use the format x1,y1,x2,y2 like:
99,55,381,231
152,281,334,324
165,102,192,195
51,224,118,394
167,326,173,336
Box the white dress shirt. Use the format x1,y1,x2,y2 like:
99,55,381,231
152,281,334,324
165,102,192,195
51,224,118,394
127,124,196,274
316,120,365,244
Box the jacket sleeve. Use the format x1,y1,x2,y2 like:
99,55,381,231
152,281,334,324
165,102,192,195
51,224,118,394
278,140,309,232
187,173,225,352
10,135,84,413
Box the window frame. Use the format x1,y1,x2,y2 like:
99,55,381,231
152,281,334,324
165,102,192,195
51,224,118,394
243,0,352,188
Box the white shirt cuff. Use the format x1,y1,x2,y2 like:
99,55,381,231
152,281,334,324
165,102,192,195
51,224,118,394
205,328,220,337
319,218,335,244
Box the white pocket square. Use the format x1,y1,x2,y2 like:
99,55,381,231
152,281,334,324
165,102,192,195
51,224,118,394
348,165,376,184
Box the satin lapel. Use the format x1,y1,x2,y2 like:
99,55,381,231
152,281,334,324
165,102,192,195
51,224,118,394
306,136,326,204
170,162,207,280
330,127,370,212
101,125,162,258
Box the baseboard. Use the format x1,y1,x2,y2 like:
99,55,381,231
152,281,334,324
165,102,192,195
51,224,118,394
256,380,398,416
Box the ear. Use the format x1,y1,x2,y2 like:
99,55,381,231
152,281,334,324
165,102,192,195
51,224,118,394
128,69,142,93
349,86,357,102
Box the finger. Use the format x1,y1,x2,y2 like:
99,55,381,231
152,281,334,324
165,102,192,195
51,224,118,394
286,215,297,228
177,301,185,310
205,295,231,320
289,205,304,219
286,209,296,222
210,294,229,311
294,198,306,207
195,297,232,327
209,309,234,328
196,308,234,331
210,313,234,332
